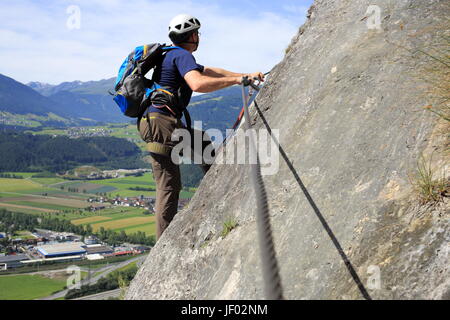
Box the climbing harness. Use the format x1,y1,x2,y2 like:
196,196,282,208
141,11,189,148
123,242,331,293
241,75,284,300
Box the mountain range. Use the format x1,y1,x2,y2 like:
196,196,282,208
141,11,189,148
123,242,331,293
0,73,244,130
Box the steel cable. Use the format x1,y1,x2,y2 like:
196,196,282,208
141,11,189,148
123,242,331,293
241,81,284,300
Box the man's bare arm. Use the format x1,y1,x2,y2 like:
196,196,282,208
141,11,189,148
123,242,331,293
203,67,265,82
185,69,265,93
184,69,241,93
203,67,244,78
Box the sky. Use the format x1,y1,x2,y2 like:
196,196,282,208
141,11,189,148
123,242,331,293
0,0,313,85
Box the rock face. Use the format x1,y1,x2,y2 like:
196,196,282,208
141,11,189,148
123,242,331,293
127,0,449,300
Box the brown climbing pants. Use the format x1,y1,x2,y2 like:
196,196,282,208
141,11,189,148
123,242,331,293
138,111,214,240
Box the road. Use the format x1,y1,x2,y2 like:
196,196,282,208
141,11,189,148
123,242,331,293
39,254,147,300
73,288,122,300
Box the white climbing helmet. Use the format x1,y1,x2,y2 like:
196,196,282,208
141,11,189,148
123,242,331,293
168,14,201,43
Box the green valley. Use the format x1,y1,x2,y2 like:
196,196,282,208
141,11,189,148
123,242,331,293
0,171,196,239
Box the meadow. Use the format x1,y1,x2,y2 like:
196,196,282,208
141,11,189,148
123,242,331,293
71,207,156,236
0,274,67,300
0,271,89,300
0,168,194,239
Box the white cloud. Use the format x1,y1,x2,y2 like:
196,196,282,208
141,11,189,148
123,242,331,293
0,0,303,84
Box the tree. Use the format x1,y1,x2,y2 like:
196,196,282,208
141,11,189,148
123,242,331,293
85,224,93,236
119,230,127,242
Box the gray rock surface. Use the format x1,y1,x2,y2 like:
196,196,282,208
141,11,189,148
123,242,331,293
126,0,449,300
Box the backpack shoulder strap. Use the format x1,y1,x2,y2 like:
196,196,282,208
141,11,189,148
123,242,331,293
162,45,181,50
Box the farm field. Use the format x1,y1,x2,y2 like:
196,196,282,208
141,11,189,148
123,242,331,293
71,207,156,236
0,178,43,192
0,169,194,239
0,172,156,197
86,172,157,197
115,223,156,237
1,172,66,186
0,274,67,300
0,271,89,300
12,230,36,240
50,180,117,195
0,177,103,215
0,202,58,213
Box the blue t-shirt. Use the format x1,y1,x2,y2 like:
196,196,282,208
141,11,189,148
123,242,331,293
149,47,204,116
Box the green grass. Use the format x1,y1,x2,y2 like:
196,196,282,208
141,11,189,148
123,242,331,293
116,260,139,273
1,172,36,178
0,274,67,300
30,177,66,186
0,193,13,198
0,168,192,236
0,178,42,192
180,190,195,199
114,222,156,236
49,175,158,197
40,190,91,199
5,201,79,211
41,210,98,221
104,179,156,186
94,206,143,216
19,188,61,195
53,181,117,194
409,154,449,204
12,231,35,240
56,207,144,222
0,112,55,128
69,207,156,237
98,213,144,222
25,129,66,136
0,205,46,215
74,212,144,226
221,218,238,238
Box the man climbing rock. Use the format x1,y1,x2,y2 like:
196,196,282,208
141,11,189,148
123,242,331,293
138,13,264,240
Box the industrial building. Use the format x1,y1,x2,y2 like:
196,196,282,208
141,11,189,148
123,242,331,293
84,236,99,245
36,242,86,258
83,244,113,255
86,254,104,261
0,254,29,269
134,246,151,253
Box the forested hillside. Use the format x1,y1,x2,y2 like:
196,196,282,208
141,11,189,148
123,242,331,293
188,86,242,136
0,74,70,118
0,131,145,172
26,77,244,128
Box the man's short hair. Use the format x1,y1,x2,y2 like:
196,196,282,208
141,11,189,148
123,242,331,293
170,29,197,45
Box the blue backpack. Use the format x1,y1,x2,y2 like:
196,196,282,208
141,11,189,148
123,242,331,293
112,43,179,118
